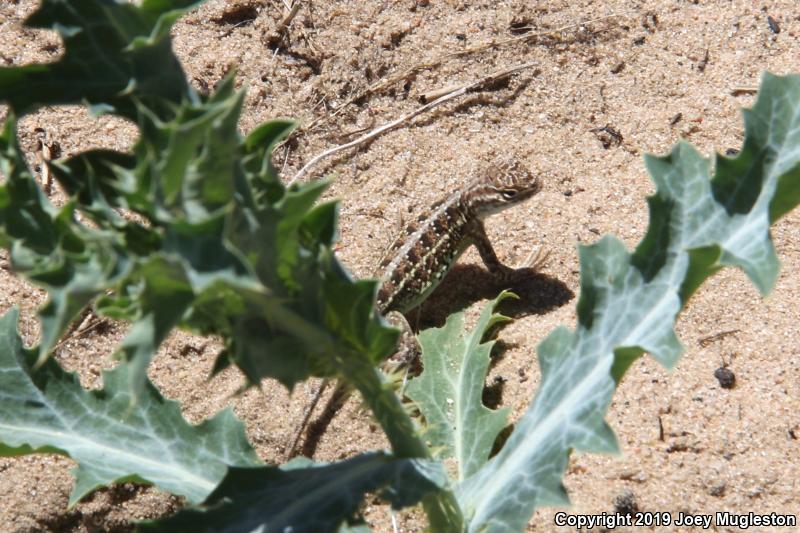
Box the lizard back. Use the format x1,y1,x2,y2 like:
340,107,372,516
376,193,473,313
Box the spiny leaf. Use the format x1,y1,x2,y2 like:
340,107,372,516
139,453,447,532
0,0,399,400
133,75,244,221
0,308,260,506
241,119,296,206
110,255,194,401
406,292,512,481
458,72,800,532
0,115,132,364
0,0,201,119
217,175,399,388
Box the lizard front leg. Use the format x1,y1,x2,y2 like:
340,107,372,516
469,221,517,283
469,220,548,283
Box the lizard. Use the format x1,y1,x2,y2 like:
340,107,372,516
286,159,544,458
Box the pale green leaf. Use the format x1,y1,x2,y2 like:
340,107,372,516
0,309,260,506
406,292,512,481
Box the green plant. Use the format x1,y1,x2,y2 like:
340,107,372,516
0,1,798,531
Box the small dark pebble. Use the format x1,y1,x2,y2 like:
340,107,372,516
591,125,623,149
611,61,625,74
670,112,683,126
714,366,736,389
563,190,573,197
767,15,780,34
642,12,658,33
697,50,709,73
725,148,740,156
455,33,466,41
614,490,639,516
633,36,646,45
709,482,726,497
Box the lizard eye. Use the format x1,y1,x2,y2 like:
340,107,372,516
501,189,518,199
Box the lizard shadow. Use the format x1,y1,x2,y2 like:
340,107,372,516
406,263,573,419
407,263,574,331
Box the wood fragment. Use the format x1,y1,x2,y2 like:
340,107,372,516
53,310,107,352
34,127,60,196
418,83,464,104
730,87,758,96
265,1,302,48
277,1,302,35
698,329,739,347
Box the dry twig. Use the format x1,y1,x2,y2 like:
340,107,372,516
53,310,107,352
289,61,538,184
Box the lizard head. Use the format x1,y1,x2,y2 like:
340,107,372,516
466,160,542,218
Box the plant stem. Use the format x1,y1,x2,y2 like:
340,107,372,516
349,361,465,532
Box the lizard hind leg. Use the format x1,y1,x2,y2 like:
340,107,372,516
384,309,420,369
284,310,420,460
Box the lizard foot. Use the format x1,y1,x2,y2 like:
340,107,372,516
516,246,550,271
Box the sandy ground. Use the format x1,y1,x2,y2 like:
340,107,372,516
0,0,799,531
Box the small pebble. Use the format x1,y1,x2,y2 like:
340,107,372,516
614,490,639,516
767,16,780,34
714,366,735,389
